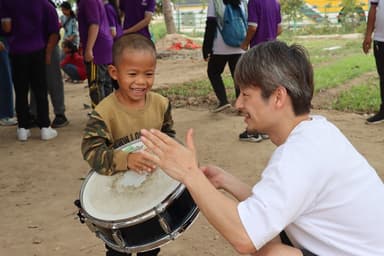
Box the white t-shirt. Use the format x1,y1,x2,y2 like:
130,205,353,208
238,115,384,255
207,0,246,55
371,0,384,41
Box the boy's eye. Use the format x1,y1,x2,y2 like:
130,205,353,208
146,72,154,77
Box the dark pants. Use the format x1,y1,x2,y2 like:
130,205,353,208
30,44,65,117
207,54,241,105
85,61,113,108
105,245,160,256
62,64,81,81
10,49,50,128
374,40,384,108
280,231,317,256
0,37,14,119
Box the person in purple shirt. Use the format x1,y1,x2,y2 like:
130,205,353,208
238,0,282,143
77,0,114,109
104,0,123,40
30,0,69,129
119,0,156,39
0,0,59,141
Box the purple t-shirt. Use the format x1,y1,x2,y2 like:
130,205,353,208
77,0,113,65
247,0,281,47
0,0,59,54
119,0,155,39
104,3,123,40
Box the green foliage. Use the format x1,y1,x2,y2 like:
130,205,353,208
150,22,167,43
280,0,305,28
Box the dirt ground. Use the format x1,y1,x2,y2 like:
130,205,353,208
1,38,383,256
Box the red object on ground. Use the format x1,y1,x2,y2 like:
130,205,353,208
167,42,183,51
184,39,201,49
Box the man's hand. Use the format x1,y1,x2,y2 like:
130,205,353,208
363,37,372,54
0,41,5,52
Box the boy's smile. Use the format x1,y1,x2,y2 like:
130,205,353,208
109,49,156,106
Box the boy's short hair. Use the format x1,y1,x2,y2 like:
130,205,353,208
112,33,157,65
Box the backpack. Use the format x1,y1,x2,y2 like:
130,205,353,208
213,0,247,47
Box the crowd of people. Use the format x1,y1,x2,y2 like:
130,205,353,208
1,0,384,255
0,0,157,141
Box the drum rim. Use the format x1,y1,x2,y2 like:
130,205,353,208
79,170,185,229
100,198,200,253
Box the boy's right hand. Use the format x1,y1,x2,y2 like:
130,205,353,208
127,151,157,174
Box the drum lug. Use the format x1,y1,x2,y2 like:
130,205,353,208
112,229,126,248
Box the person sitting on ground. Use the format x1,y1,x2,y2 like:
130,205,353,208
139,40,384,256
60,40,87,83
81,33,175,256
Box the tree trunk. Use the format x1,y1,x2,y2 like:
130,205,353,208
162,0,176,34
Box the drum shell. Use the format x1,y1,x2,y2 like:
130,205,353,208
79,171,199,253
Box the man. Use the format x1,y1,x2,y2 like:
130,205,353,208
239,0,282,142
77,0,114,109
363,0,384,124
0,0,58,141
119,0,156,39
139,41,384,255
30,0,69,128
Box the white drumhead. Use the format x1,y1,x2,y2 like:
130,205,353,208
81,169,179,221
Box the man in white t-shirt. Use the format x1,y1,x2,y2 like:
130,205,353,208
363,0,384,124
140,41,384,255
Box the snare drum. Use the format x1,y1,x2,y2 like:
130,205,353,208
78,140,199,254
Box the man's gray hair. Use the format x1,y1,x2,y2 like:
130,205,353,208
235,41,314,115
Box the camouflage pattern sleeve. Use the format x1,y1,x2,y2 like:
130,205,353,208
81,111,123,176
161,101,176,138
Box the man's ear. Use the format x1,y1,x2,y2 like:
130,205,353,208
274,86,289,108
108,64,118,80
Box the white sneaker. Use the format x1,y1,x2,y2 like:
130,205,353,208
41,127,58,140
0,117,18,126
17,128,31,141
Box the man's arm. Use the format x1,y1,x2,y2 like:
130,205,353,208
123,11,152,34
363,3,377,54
45,33,59,64
85,24,99,62
241,24,257,50
1,18,11,33
277,23,283,36
140,129,257,254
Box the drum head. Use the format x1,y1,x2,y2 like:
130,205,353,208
81,168,179,221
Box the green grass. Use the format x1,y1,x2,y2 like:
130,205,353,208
153,33,380,114
333,81,381,113
314,54,376,92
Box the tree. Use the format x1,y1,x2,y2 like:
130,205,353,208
162,0,177,34
280,0,304,29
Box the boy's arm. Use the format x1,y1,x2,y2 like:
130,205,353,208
81,112,128,175
161,101,176,138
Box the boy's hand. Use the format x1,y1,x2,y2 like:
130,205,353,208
127,151,157,174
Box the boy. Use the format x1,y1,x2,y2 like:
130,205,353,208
81,33,175,256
